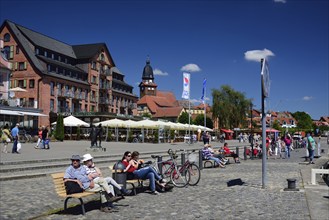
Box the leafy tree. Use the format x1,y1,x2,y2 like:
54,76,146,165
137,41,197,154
153,129,159,143
212,85,251,129
291,111,313,130
55,114,64,141
272,120,281,131
194,114,213,128
178,112,190,124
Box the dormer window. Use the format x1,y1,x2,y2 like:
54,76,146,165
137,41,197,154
4,33,10,42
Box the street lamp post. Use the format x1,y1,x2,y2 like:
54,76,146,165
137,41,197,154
250,102,254,160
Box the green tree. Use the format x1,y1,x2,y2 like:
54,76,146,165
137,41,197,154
55,114,64,141
194,114,213,128
178,112,190,124
291,111,313,130
212,85,251,129
142,113,151,118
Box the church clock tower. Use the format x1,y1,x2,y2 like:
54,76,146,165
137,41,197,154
139,58,157,98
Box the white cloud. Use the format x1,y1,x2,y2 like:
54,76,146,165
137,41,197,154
244,48,275,62
180,63,201,72
302,96,313,101
153,68,169,76
274,0,287,3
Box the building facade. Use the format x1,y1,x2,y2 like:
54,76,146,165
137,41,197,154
0,20,137,127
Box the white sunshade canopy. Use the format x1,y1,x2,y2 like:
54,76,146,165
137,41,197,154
94,118,125,127
135,119,159,128
52,115,89,127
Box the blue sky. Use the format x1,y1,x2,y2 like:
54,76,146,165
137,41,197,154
1,0,328,120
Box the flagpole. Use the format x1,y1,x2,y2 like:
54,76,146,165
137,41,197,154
204,83,206,128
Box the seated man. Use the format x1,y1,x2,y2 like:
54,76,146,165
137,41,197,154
223,143,240,163
202,144,225,168
64,155,120,213
82,153,132,201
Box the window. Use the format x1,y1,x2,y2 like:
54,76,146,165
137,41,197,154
50,99,54,111
35,48,39,55
18,62,27,71
91,61,97,70
18,80,27,88
50,82,54,96
29,79,35,88
4,33,10,42
92,76,97,84
3,46,10,59
16,46,20,54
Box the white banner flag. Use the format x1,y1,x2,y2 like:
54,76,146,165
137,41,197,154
182,72,190,99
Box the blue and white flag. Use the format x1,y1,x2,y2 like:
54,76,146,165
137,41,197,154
182,72,190,99
201,78,206,103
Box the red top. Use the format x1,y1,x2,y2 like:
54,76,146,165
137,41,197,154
38,130,42,138
223,146,231,154
122,160,136,173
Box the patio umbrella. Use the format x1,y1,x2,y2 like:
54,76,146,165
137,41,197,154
9,87,27,92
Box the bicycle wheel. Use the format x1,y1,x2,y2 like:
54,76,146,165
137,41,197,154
161,162,172,179
188,163,201,186
170,165,190,188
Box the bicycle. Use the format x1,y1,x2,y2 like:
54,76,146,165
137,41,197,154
162,149,201,187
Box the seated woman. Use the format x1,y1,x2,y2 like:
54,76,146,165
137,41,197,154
206,144,229,164
223,142,240,163
121,151,166,195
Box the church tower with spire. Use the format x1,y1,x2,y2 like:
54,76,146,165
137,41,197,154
139,57,157,98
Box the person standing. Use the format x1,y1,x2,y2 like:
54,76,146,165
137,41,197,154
1,124,11,153
41,126,49,149
97,124,103,147
90,125,97,147
11,123,19,154
307,133,316,164
283,133,292,159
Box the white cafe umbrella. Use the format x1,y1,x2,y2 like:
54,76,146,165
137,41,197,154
9,87,27,92
52,115,89,127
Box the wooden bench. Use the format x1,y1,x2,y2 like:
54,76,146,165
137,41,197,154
51,172,98,215
109,166,143,195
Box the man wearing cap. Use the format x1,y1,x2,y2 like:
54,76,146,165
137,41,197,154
11,123,20,154
64,155,120,213
82,154,131,209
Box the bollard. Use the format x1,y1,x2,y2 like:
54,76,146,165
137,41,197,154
199,149,203,170
157,156,163,177
251,142,254,160
284,178,299,191
181,152,185,165
236,147,239,157
244,146,247,160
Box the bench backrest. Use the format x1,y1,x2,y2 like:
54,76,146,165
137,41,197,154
51,172,67,197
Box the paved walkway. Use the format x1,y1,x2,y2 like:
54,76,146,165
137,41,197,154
0,140,328,220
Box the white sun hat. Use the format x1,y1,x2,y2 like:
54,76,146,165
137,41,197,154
82,153,93,162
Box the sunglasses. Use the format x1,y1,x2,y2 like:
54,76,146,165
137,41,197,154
127,155,132,157
72,159,80,162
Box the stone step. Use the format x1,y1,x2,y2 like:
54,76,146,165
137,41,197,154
0,151,170,181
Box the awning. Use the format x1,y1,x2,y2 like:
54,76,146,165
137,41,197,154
220,129,234,133
0,109,23,116
18,111,47,116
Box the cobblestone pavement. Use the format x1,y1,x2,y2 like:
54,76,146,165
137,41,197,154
0,140,328,220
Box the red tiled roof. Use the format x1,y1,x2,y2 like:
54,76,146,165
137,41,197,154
153,107,183,118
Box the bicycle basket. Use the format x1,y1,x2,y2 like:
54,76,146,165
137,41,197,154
188,153,197,163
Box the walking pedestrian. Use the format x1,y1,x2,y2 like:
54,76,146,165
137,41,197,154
1,124,11,153
11,123,20,154
41,126,49,149
34,127,43,149
283,133,292,159
307,133,316,164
